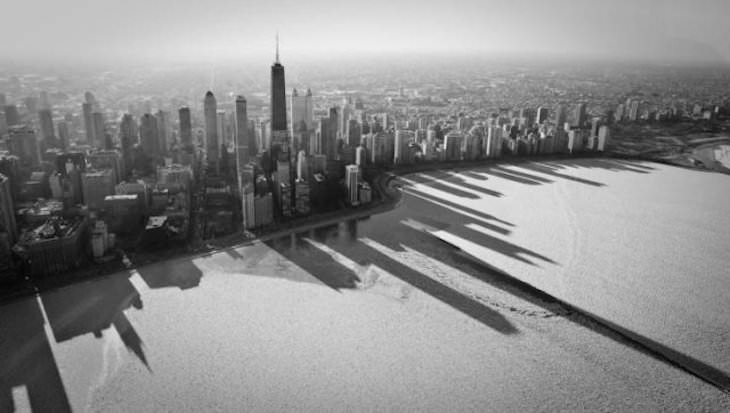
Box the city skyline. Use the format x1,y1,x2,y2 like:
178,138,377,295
2,0,730,65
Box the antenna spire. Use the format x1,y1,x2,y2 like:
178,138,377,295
275,31,280,63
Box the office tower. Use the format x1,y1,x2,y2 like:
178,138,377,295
536,107,549,125
573,103,586,128
57,121,69,150
235,96,249,168
294,179,310,215
320,116,337,160
81,169,115,210
119,114,136,177
8,125,41,167
567,130,584,154
0,173,18,250
155,110,170,155
345,164,360,206
0,112,6,135
216,110,227,149
4,104,20,126
82,103,95,144
328,107,339,156
296,150,308,181
178,107,192,148
312,154,327,174
290,88,312,132
591,117,601,138
339,98,352,139
0,93,5,107
88,150,124,184
92,111,105,148
394,130,413,165
628,100,640,121
204,91,219,169
355,145,366,166
38,108,55,144
139,113,159,157
444,131,463,161
554,103,567,129
597,126,610,151
347,119,361,147
270,35,289,160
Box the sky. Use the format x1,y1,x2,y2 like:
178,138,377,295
2,0,729,65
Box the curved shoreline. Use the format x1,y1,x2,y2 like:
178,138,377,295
0,152,716,305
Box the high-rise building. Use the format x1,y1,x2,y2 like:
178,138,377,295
296,150,308,181
271,35,287,134
139,113,161,161
355,145,366,166
291,88,314,133
92,111,105,148
345,164,360,206
8,125,41,167
57,121,69,150
536,107,549,125
204,91,219,169
235,95,249,168
0,173,18,251
156,110,170,155
81,169,115,210
82,102,95,145
4,104,20,126
597,125,610,152
38,108,55,143
394,130,413,164
119,114,136,176
88,150,124,184
444,131,463,161
347,119,361,147
178,107,192,148
573,103,586,128
554,103,567,129
628,100,640,121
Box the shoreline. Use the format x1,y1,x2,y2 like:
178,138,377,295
0,151,722,305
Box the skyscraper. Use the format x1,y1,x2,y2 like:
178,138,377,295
0,173,18,249
271,34,287,134
178,107,192,148
38,108,55,143
156,110,170,155
120,114,136,177
235,95,249,167
8,125,41,167
204,91,219,169
92,111,105,148
270,34,289,161
82,102,95,145
573,103,586,128
57,121,69,150
345,164,360,206
4,105,20,126
139,114,159,157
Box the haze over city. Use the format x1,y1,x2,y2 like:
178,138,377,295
2,0,730,412
2,0,730,64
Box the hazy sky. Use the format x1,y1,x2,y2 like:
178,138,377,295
2,0,729,64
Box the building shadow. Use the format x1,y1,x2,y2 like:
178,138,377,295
418,170,504,198
0,299,72,413
489,165,554,184
319,232,519,335
136,258,203,291
515,162,606,186
265,225,362,291
401,175,481,199
459,170,489,181
401,186,514,229
40,275,150,370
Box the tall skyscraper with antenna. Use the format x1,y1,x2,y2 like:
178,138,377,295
270,33,288,160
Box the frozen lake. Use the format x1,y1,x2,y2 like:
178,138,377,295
2,158,729,412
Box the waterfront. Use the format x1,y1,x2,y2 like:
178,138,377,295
2,158,729,412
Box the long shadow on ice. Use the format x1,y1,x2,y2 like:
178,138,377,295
0,299,72,413
266,224,362,291
417,170,504,198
